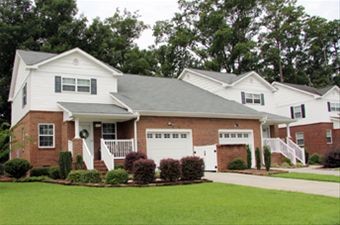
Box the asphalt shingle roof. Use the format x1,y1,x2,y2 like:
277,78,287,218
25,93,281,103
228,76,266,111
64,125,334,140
58,102,132,115
188,68,250,85
17,50,57,65
279,82,337,96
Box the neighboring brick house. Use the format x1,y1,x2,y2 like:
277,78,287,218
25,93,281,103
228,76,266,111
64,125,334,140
272,82,340,156
8,48,296,172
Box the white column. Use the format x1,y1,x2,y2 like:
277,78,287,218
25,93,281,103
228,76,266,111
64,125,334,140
75,118,80,138
286,123,291,138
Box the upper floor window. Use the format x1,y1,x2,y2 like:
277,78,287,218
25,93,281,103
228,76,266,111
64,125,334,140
102,123,116,140
328,102,340,112
290,104,305,119
38,123,55,148
326,130,332,144
295,132,304,147
55,76,97,95
62,78,76,91
241,92,264,105
77,79,90,92
22,83,27,107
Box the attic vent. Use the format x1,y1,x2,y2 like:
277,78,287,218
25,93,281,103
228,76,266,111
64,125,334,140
73,58,79,65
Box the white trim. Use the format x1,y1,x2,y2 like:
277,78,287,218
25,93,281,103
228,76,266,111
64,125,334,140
232,71,277,92
178,69,227,86
79,122,94,154
146,128,193,133
272,82,320,98
38,123,55,149
8,53,21,102
26,48,122,76
322,86,339,97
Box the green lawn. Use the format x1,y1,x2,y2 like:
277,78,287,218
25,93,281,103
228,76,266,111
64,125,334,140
0,182,339,225
272,172,340,183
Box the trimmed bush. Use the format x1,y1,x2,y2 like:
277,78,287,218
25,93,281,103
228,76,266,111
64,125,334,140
159,158,181,182
309,153,321,165
246,145,252,169
48,167,60,179
264,145,271,171
0,163,4,175
58,152,72,179
105,169,129,184
18,176,49,182
75,155,84,170
255,148,261,170
133,159,156,184
228,158,247,170
323,149,340,168
180,156,204,180
80,170,102,183
114,164,124,170
67,170,85,183
30,167,49,177
4,159,31,179
124,152,147,173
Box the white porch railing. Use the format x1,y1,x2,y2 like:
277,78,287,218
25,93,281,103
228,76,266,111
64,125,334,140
82,139,94,169
287,138,306,165
101,139,115,170
68,140,73,156
104,139,134,158
263,138,296,165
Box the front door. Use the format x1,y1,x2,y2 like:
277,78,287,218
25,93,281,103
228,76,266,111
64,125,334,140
79,122,94,155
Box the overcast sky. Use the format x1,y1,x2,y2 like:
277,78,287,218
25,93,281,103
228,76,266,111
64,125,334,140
76,0,340,49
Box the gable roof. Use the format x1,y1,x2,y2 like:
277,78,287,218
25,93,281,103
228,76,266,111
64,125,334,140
111,74,265,119
17,50,57,65
273,82,339,97
57,102,132,115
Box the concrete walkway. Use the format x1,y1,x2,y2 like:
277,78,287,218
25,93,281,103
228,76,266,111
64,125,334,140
276,166,340,176
205,172,340,198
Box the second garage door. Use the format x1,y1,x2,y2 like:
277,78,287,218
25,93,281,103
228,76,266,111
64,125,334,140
146,129,193,165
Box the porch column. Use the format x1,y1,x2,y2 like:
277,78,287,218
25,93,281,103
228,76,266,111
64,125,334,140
75,118,80,138
286,123,291,138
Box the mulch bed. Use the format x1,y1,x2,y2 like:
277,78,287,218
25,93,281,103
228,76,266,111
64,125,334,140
225,169,288,176
0,176,13,182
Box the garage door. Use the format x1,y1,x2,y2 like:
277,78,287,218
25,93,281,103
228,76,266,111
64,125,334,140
218,130,255,168
146,129,193,165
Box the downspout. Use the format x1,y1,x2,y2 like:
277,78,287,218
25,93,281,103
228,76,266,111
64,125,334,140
260,116,268,165
133,112,140,152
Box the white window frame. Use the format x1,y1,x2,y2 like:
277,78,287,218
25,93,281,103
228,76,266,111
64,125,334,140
326,129,332,144
330,103,340,112
61,77,91,93
102,123,117,140
77,78,91,93
245,92,262,105
293,106,302,119
22,82,27,108
295,132,304,147
38,123,55,149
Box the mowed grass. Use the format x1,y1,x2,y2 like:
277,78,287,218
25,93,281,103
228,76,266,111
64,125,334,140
0,182,339,225
272,172,340,183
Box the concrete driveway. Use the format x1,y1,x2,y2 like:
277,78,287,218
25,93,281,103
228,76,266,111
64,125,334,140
276,166,340,176
205,172,340,198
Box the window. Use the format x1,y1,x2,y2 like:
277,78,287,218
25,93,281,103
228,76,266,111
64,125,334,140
77,79,90,92
245,93,262,105
62,78,76,91
22,83,27,107
243,133,249,138
330,103,340,112
173,133,179,138
326,130,332,144
61,77,91,93
147,133,153,139
293,106,302,119
102,123,116,140
38,124,54,148
164,133,170,138
237,133,242,138
224,133,229,138
155,133,162,138
181,133,187,138
231,133,236,138
295,132,304,147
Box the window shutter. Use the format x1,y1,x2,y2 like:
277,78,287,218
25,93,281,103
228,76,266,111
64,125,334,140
241,92,245,104
327,102,331,112
261,94,265,105
55,76,61,93
301,104,305,118
290,106,294,119
91,78,97,95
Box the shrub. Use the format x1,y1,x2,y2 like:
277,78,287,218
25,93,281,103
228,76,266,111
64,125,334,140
75,155,84,170
124,152,146,173
180,156,204,180
30,167,49,177
80,170,102,183
309,153,321,165
305,149,309,164
159,158,181,182
67,170,85,183
255,148,261,170
114,164,124,170
264,145,271,172
58,152,72,179
18,176,49,182
283,157,292,166
105,169,129,184
0,163,4,175
4,159,31,179
246,145,252,169
228,158,247,170
133,159,156,184
323,149,340,168
48,167,60,179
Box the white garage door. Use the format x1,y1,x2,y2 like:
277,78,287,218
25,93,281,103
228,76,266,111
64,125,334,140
146,129,193,165
218,129,255,168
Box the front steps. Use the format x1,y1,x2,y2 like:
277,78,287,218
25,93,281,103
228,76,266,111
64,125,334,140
94,160,108,176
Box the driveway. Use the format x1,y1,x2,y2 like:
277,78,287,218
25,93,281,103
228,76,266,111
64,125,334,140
205,172,340,198
276,165,340,176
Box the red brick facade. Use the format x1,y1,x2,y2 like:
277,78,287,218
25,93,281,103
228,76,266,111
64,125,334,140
279,123,340,156
216,144,247,172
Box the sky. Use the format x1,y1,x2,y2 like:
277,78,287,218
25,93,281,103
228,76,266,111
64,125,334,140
76,0,340,49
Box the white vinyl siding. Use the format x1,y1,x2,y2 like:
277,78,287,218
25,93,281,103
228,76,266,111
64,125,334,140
38,123,55,148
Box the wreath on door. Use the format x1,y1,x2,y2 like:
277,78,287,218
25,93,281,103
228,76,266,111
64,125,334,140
79,129,89,139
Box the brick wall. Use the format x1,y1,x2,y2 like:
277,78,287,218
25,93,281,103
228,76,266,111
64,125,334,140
279,123,339,156
216,144,247,172
271,152,286,165
136,116,261,156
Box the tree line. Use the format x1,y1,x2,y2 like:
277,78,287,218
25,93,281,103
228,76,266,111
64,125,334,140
0,0,339,125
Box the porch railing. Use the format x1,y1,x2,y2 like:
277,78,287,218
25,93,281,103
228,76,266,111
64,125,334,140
287,138,306,165
83,139,94,169
104,139,134,158
263,138,296,165
101,139,114,170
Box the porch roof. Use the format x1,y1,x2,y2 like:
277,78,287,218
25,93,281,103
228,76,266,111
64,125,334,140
261,112,295,124
58,102,133,116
